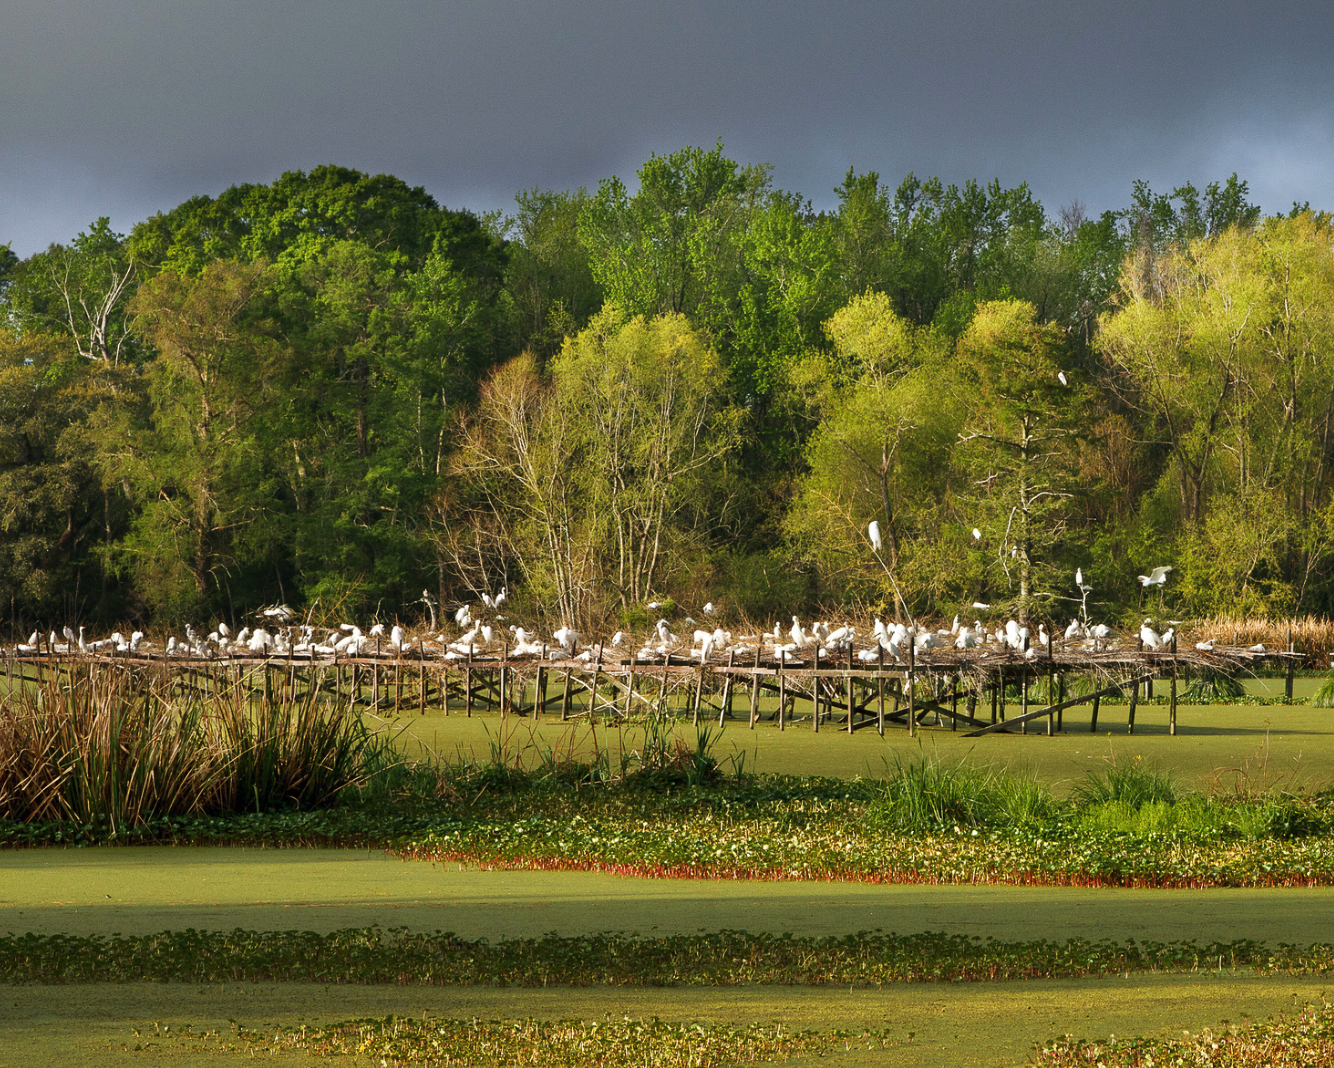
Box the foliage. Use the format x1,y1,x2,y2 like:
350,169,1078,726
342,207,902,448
449,309,740,625
5,925,1332,987
1037,998,1334,1068
8,753,1334,888
218,1015,891,1067
1,155,1330,629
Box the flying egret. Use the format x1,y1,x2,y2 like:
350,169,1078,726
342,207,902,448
1138,566,1172,587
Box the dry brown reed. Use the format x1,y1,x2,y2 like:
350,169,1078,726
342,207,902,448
1186,615,1334,667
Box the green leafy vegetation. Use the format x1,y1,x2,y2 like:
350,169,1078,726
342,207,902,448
123,1014,898,1067
5,747,1334,889
1036,998,1334,1067
3,926,1329,986
3,155,1330,632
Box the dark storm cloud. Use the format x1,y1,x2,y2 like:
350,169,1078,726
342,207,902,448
2,0,1331,255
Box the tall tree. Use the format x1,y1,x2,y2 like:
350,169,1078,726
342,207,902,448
955,300,1085,618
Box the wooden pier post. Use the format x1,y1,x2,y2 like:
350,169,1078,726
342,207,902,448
877,644,885,736
465,649,473,717
1286,627,1295,703
749,647,761,729
1089,690,1100,733
534,654,546,719
419,641,428,714
719,649,735,726
812,646,821,733
692,653,704,726
1170,635,1178,735
561,664,573,720
845,644,855,733
590,647,604,720
907,640,916,738
1127,677,1139,735
777,657,786,731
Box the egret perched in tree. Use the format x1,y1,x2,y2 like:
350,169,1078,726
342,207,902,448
972,528,982,541
1058,370,1069,386
868,521,883,554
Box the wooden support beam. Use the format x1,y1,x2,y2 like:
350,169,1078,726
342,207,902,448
966,675,1152,737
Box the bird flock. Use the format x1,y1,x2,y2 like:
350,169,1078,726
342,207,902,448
6,536,1265,666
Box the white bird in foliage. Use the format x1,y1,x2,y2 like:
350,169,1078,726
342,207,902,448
553,626,579,652
868,521,883,553
702,602,716,617
1138,566,1172,588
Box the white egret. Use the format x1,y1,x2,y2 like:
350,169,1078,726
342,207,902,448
1139,619,1163,650
1137,566,1172,587
868,521,883,553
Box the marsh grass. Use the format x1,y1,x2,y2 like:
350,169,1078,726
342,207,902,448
0,665,386,828
1313,673,1334,708
871,753,1054,832
1181,668,1248,702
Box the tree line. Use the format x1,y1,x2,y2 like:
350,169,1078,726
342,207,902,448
0,149,1327,631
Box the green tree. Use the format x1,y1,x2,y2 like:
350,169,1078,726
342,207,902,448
955,300,1086,619
784,292,957,609
108,260,280,616
496,187,603,358
6,219,138,365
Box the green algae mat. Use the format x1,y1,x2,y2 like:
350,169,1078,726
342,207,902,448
3,975,1329,1068
7,846,1334,944
384,701,1334,791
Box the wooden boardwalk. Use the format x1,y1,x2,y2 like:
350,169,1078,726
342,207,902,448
0,637,1303,739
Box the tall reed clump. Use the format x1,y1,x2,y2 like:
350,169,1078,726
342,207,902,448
0,665,383,830
870,753,1054,833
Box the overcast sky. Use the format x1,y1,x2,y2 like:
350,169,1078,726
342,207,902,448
2,0,1331,257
